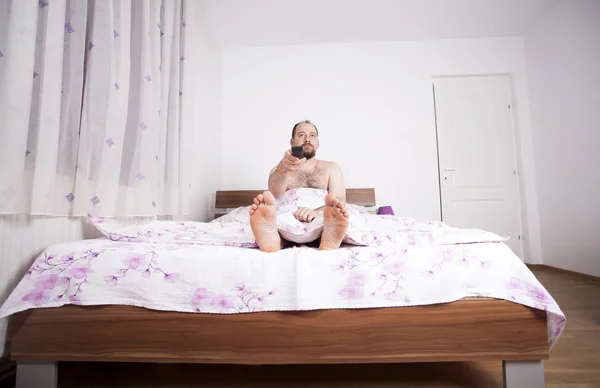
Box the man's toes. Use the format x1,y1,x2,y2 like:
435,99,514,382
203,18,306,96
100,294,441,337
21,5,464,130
256,194,264,204
325,192,337,206
263,191,276,205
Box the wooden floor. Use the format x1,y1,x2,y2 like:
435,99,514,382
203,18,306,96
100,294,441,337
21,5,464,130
38,267,600,387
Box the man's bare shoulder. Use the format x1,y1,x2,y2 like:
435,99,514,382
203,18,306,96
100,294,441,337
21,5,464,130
318,160,342,172
315,159,335,167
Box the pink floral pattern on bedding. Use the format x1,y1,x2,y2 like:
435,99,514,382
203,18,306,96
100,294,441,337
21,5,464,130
104,251,180,284
21,249,103,304
0,189,566,351
193,283,277,313
86,188,509,249
0,238,567,350
335,246,496,301
329,244,566,347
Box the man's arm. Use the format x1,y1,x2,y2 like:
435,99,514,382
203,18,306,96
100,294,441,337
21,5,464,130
328,162,346,202
268,165,288,198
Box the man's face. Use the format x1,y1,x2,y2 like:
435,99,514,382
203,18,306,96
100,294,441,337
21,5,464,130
290,123,319,159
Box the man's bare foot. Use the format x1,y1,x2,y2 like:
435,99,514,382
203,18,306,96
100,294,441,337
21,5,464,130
249,191,281,252
319,193,350,250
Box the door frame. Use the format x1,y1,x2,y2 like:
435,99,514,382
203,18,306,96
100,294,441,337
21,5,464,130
431,73,526,260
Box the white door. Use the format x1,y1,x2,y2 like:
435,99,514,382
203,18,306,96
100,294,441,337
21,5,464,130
433,75,523,259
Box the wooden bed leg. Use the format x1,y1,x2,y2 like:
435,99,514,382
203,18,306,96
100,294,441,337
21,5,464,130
502,360,545,388
16,361,57,388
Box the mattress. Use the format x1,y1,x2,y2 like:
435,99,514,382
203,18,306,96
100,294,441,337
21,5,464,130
0,235,566,349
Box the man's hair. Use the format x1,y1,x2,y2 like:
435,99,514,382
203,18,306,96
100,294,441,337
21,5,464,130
291,120,319,139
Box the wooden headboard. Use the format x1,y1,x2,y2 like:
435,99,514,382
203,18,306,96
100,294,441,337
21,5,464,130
214,188,376,219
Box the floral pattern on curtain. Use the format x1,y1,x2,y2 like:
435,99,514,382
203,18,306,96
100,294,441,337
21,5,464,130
0,0,191,217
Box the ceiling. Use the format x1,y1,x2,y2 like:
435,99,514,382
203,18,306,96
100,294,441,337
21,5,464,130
198,0,563,48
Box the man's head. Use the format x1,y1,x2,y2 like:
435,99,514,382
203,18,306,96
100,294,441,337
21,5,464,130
290,120,319,159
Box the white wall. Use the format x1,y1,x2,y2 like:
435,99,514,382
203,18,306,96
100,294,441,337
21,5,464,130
186,1,222,221
524,0,600,277
220,37,543,263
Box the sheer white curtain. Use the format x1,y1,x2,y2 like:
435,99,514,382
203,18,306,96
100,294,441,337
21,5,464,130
0,0,191,217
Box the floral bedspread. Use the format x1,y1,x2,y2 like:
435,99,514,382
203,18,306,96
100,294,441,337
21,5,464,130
0,189,566,350
88,188,512,248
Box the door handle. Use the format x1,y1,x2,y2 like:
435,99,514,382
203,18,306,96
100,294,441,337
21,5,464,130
442,168,455,181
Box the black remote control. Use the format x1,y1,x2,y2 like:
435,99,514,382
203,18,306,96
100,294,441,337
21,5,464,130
291,146,303,158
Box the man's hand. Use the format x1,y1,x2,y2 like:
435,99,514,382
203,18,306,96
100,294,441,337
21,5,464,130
294,207,317,222
279,150,306,171
269,150,306,198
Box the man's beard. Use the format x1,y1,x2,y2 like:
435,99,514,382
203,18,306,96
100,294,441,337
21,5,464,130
302,144,316,159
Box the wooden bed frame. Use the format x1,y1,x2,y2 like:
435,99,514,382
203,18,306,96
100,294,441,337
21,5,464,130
8,189,549,388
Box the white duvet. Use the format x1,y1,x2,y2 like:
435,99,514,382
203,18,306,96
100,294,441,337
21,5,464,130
0,189,566,350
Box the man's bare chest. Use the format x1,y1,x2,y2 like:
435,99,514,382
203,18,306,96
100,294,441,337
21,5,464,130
288,167,328,190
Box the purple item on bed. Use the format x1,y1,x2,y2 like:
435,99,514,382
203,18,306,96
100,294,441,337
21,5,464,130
377,206,394,216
